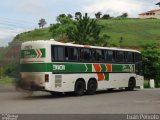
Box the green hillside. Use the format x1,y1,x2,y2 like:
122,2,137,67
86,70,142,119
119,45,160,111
13,28,52,42
99,19,160,47
13,19,160,48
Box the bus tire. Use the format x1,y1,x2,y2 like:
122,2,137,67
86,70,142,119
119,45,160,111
125,78,136,91
74,80,85,96
86,79,97,95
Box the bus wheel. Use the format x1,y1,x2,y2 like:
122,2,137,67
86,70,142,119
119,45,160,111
125,78,136,91
74,80,85,96
86,79,97,95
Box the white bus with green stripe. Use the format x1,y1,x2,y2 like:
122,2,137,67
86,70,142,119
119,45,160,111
19,40,144,96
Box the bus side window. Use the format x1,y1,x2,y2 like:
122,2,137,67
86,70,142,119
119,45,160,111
80,48,91,61
116,51,125,62
51,46,55,61
106,50,114,62
126,52,134,63
134,53,142,62
51,46,64,61
134,52,143,75
69,47,78,61
95,49,104,62
57,46,64,61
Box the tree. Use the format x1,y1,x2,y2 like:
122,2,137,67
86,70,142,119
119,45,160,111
56,14,73,24
119,12,128,18
50,14,74,38
38,18,47,29
67,14,73,19
142,45,160,87
56,14,66,23
95,12,102,19
75,12,82,20
156,2,160,7
66,13,109,46
102,14,111,19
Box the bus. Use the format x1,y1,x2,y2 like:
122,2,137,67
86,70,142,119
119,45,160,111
19,40,144,96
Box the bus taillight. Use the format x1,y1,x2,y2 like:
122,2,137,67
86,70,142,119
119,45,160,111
45,74,49,82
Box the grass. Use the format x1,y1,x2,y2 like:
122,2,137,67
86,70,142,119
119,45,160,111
144,80,150,88
13,28,53,42
0,77,15,86
99,19,160,47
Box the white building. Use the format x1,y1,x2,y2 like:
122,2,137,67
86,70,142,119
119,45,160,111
139,9,160,19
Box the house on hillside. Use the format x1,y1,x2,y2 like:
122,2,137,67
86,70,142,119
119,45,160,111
139,9,160,19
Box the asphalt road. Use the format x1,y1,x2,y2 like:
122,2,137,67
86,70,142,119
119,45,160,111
0,86,160,114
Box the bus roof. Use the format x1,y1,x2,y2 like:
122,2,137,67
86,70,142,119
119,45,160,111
22,40,141,53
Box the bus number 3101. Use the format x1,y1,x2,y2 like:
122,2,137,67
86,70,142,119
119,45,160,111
53,65,65,71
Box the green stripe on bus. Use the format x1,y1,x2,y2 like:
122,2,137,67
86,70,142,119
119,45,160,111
101,64,106,72
86,64,92,72
112,64,123,72
20,63,135,73
104,73,109,81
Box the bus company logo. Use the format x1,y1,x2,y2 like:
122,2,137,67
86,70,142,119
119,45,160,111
24,51,35,58
129,65,134,72
53,65,65,71
123,65,134,72
23,48,44,58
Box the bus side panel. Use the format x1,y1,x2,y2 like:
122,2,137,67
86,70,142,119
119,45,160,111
49,73,98,92
48,73,142,92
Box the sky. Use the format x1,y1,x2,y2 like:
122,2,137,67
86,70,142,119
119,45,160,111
0,0,159,47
